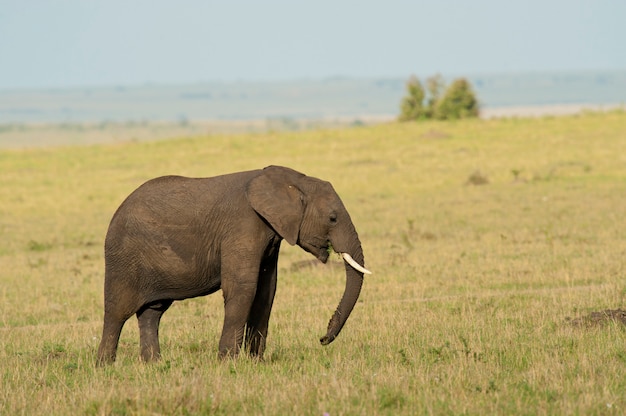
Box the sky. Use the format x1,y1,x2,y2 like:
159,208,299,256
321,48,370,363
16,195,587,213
1,0,625,89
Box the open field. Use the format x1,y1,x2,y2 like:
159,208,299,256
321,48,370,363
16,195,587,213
1,111,626,414
0,117,389,150
1,105,623,150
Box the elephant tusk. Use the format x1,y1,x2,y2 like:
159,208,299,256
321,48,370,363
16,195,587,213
341,253,372,275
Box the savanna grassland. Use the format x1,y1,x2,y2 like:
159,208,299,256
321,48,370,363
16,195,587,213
1,111,626,415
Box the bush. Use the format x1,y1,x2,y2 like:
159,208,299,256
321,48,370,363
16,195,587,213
398,76,426,121
434,78,479,120
425,74,445,118
399,74,479,121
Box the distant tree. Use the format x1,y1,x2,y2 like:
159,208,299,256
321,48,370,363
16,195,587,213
398,75,426,121
399,74,480,121
434,78,480,120
425,73,445,117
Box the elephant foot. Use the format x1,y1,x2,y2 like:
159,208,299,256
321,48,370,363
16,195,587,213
96,354,115,367
141,349,161,362
96,340,118,367
218,349,239,360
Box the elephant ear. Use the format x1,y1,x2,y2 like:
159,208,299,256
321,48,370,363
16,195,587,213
246,166,306,245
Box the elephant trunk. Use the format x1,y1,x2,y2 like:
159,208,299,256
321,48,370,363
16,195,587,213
320,235,368,345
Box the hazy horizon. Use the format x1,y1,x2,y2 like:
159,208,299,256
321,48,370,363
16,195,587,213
1,70,625,124
2,68,626,93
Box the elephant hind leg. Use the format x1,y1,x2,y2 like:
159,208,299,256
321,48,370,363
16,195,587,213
137,300,173,362
97,312,128,366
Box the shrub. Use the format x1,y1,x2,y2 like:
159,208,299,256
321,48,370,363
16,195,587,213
425,74,445,118
398,76,426,121
434,78,479,120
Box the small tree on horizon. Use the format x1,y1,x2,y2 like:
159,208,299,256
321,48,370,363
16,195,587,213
433,78,480,120
398,75,426,121
425,73,445,117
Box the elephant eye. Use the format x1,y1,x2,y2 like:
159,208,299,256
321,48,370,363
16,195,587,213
329,212,338,223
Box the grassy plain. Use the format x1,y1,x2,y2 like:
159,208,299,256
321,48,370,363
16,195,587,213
1,111,626,415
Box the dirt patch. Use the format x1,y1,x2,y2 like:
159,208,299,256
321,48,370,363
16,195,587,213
566,309,626,327
420,129,450,139
465,170,489,186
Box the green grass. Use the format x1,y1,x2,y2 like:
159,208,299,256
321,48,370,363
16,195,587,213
1,111,626,414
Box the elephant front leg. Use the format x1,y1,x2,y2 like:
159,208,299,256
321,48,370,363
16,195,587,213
218,279,258,359
245,252,278,358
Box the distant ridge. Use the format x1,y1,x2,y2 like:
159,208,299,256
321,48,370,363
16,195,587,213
0,70,625,124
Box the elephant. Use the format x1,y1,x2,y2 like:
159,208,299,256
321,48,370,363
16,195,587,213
96,165,371,364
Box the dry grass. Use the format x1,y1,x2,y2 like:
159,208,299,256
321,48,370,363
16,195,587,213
1,111,626,414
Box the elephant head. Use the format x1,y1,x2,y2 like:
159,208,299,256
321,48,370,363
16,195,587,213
247,166,371,345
